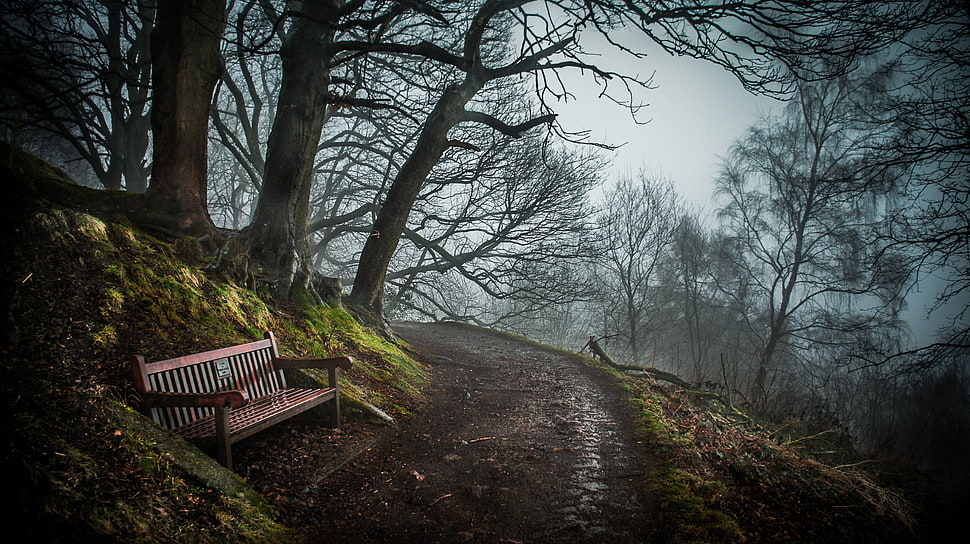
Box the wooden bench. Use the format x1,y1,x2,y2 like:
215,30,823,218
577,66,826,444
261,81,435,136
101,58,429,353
132,331,352,470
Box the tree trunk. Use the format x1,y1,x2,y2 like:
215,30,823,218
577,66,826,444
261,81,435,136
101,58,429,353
246,0,337,302
349,78,482,320
145,0,225,235
104,0,125,191
124,0,155,194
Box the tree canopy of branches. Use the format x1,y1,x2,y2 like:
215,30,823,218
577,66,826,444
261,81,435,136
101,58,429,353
344,0,929,319
595,173,682,365
0,0,936,318
862,0,970,373
0,0,154,190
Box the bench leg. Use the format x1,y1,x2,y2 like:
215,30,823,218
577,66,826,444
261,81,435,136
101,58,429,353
215,404,233,470
331,394,341,429
329,367,341,429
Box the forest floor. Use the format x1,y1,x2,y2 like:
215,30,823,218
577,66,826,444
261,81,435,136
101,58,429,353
234,321,654,543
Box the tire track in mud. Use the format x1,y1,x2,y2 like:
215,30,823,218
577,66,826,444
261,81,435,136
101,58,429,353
302,321,653,543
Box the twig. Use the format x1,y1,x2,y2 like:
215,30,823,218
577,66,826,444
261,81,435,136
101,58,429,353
781,429,836,448
834,459,876,470
429,493,453,507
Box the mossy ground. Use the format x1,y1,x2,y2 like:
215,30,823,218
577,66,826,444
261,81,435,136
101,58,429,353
587,358,919,544
0,145,427,542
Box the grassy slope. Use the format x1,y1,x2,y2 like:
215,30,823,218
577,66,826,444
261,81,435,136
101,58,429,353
0,144,427,542
0,144,921,543
613,371,919,543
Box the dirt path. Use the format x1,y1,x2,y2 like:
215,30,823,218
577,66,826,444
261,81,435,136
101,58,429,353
244,321,654,543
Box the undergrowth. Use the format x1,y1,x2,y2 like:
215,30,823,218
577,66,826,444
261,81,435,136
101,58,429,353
585,356,918,544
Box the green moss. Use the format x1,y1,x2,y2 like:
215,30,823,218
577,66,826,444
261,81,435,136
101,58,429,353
616,377,742,543
649,468,742,544
3,147,443,542
3,153,436,543
291,305,429,415
105,402,298,543
92,324,117,348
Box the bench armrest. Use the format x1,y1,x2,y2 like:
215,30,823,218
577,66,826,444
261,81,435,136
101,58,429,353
141,390,249,409
273,355,353,371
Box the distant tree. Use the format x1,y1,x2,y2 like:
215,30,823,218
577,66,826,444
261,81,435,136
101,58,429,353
0,0,153,190
594,173,682,364
863,0,970,372
662,213,721,382
207,0,284,228
716,69,911,410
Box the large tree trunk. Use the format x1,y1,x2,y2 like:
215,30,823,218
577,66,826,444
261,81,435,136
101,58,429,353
246,0,337,302
349,78,482,320
145,0,225,235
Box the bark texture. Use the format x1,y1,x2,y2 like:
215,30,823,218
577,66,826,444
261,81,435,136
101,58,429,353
246,0,337,302
349,78,483,319
146,0,225,235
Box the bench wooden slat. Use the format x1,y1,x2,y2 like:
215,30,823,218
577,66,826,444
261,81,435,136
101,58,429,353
142,338,275,374
132,331,350,469
176,388,336,441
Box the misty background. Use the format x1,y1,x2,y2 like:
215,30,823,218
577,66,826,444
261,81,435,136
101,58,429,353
1,0,967,506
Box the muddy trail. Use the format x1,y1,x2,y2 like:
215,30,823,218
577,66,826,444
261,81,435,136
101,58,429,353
237,321,654,543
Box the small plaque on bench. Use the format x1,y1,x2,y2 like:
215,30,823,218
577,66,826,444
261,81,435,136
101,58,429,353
214,358,232,381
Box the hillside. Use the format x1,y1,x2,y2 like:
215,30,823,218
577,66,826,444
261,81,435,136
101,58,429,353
0,143,428,542
0,144,935,542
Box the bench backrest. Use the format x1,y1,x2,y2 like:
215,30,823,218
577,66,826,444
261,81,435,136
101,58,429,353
133,333,286,429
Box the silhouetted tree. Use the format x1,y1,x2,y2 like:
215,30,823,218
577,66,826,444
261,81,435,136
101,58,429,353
385,126,602,323
716,69,911,410
863,0,970,373
0,0,153,190
594,173,681,364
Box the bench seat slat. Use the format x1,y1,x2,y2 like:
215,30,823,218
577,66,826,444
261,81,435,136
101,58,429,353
175,388,336,441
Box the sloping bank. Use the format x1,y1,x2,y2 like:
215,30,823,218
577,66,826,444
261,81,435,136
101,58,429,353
0,143,428,543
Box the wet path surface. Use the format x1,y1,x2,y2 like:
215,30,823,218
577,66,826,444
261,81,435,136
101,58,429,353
300,321,652,543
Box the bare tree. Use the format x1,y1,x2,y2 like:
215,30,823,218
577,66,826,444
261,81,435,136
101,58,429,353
862,0,970,373
243,0,344,301
594,173,682,364
662,213,721,382
348,0,931,321
207,0,284,228
716,69,912,411
0,0,153,190
385,126,602,323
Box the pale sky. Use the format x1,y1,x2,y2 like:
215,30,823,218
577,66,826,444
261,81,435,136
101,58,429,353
553,42,782,210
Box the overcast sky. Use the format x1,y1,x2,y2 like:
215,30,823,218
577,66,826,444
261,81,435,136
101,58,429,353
553,45,966,345
553,43,782,211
